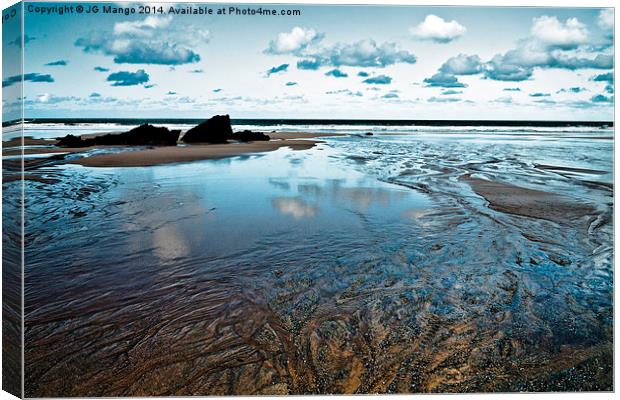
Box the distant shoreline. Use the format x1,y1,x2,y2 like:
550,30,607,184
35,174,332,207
3,118,614,128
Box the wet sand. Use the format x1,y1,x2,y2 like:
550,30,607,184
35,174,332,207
2,136,55,147
461,174,596,225
71,140,320,167
5,127,613,395
2,132,341,166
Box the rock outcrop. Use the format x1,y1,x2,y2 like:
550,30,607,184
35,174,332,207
231,130,270,142
182,115,233,143
57,124,180,147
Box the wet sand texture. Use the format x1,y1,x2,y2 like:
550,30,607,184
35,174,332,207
6,128,612,395
461,174,596,225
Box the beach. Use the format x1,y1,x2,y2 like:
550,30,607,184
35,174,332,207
2,121,613,395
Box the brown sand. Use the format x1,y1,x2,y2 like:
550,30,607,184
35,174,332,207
3,132,342,167
2,137,57,148
71,139,322,167
461,174,595,225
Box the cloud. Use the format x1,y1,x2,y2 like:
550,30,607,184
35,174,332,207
176,96,195,104
77,34,200,65
362,75,392,85
286,81,298,86
533,99,556,105
592,72,613,83
483,49,611,81
557,87,585,94
441,89,462,95
75,15,202,65
382,92,399,99
482,55,534,81
45,60,68,66
265,26,324,55
357,71,369,77
324,40,416,67
598,9,614,31
296,59,321,70
439,54,482,75
591,94,613,103
410,15,467,43
267,63,289,76
428,96,461,103
530,16,588,49
32,94,81,104
2,73,54,88
423,72,466,87
266,28,416,68
549,54,613,70
94,66,110,72
326,89,363,97
503,87,521,91
8,35,35,46
429,15,612,84
89,92,101,97
325,69,348,78
480,16,611,81
529,92,550,97
106,69,150,86
113,15,174,37
492,96,514,104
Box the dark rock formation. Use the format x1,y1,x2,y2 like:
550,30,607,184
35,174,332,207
182,115,233,143
231,130,270,142
57,124,180,147
56,134,84,147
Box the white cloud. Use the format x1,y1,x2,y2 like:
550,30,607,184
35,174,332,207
598,9,614,31
439,54,482,75
410,15,467,43
266,27,323,55
114,15,173,37
76,15,205,65
427,14,611,83
492,96,514,104
36,93,52,103
530,16,588,48
33,93,80,104
325,40,416,67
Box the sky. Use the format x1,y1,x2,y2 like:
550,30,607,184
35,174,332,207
2,2,615,120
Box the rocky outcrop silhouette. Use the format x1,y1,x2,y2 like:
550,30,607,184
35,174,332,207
57,124,180,147
231,130,270,142
182,115,233,143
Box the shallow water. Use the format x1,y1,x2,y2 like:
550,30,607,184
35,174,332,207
2,126,613,395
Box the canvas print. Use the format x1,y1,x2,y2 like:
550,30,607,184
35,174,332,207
1,1,615,397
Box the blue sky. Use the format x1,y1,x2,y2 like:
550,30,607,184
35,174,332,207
2,2,615,120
